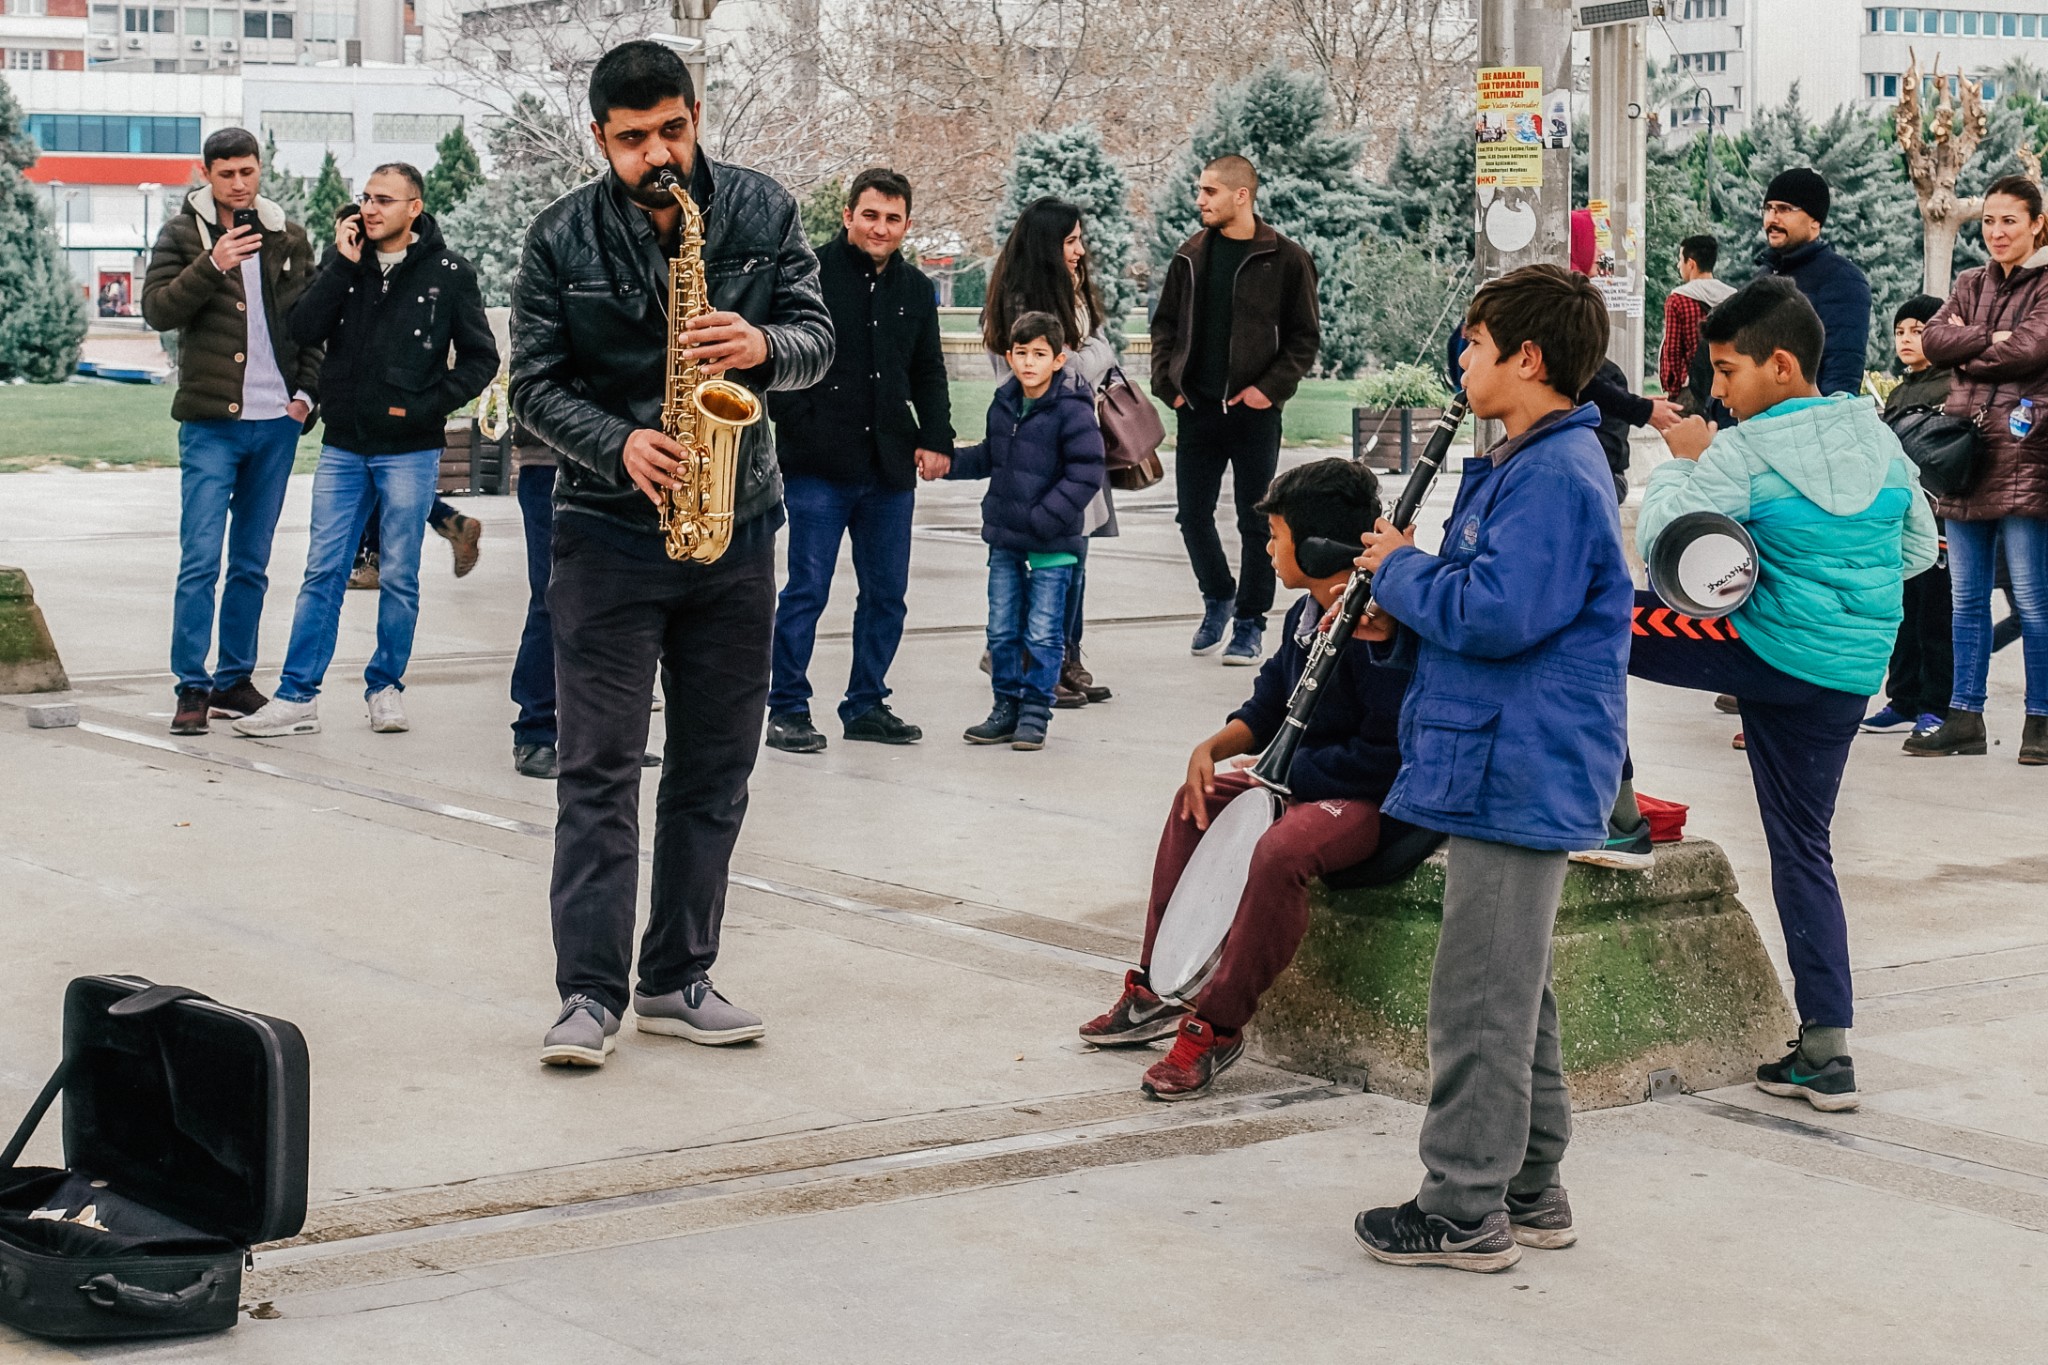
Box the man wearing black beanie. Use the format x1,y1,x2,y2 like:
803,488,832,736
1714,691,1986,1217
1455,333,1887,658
1760,166,1872,398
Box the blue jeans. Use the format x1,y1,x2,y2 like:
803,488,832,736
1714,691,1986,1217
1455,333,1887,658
768,475,915,724
276,445,439,702
171,417,299,691
1948,515,2048,716
987,549,1073,707
511,464,558,745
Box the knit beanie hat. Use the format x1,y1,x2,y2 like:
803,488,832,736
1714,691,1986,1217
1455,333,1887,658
1893,293,1942,328
1764,167,1831,226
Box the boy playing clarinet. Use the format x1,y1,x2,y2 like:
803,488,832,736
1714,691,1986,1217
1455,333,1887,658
1078,459,1410,1100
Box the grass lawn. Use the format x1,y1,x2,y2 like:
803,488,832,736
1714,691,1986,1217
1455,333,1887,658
0,374,1361,475
0,381,325,473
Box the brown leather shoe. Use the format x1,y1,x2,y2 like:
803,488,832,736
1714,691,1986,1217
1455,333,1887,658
437,514,482,577
1062,656,1111,703
1052,679,1090,709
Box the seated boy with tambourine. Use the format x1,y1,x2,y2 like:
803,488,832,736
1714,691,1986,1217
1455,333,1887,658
1077,459,1410,1099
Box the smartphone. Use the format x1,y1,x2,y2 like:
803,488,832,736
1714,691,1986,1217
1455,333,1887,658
231,207,260,235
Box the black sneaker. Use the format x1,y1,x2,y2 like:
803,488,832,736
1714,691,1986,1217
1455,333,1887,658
765,712,828,753
1755,1042,1860,1112
964,698,1019,745
207,678,269,719
513,743,559,779
171,685,210,736
843,703,921,745
1504,1186,1577,1249
1568,816,1653,871
1353,1200,1521,1273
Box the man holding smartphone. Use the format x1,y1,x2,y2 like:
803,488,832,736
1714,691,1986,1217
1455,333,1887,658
231,164,497,739
143,127,321,737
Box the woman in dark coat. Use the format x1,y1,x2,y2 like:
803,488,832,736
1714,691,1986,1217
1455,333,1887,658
1915,175,2048,764
984,197,1118,707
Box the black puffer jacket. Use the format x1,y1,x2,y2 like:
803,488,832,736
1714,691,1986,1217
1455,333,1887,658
141,188,321,423
510,161,834,534
289,213,498,455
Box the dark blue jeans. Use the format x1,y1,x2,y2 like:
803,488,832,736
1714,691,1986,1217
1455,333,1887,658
768,475,915,724
171,417,300,691
1948,515,2048,716
510,464,558,746
1626,591,1862,1028
987,549,1074,708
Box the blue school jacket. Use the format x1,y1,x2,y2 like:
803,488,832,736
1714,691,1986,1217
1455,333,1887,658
1371,403,1634,851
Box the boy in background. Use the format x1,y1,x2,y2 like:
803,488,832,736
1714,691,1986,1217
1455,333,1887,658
936,312,1104,750
1628,278,1937,1112
1352,265,1634,1272
1079,459,1408,1100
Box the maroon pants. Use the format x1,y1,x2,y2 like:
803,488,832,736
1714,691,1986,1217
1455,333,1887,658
1139,769,1383,1033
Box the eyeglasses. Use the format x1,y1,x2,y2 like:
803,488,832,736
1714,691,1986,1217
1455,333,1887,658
357,193,420,209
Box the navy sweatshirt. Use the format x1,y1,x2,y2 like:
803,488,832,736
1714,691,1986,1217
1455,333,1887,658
1227,593,1411,804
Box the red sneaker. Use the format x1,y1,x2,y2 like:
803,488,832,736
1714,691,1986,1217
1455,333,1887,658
1079,970,1189,1047
1141,1016,1244,1101
1731,731,1746,751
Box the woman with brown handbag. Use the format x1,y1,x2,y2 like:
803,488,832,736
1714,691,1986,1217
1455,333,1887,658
984,196,1121,706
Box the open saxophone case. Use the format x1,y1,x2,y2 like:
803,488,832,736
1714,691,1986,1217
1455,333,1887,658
0,976,308,1341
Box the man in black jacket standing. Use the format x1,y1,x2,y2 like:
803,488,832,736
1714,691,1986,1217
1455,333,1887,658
512,42,833,1068
233,163,497,740
1759,167,1871,398
764,168,952,753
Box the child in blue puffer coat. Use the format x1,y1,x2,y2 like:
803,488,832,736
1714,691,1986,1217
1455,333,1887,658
934,311,1105,750
1626,277,1937,1115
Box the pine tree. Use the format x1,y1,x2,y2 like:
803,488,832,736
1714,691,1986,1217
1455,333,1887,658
1154,63,1374,373
424,123,484,216
305,151,351,250
0,76,87,383
1366,108,1475,264
256,131,308,225
995,124,1139,347
800,177,845,247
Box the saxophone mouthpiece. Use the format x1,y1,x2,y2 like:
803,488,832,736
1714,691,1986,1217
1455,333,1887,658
653,167,682,192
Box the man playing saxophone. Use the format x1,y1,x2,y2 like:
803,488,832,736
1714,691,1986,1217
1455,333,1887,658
511,40,833,1068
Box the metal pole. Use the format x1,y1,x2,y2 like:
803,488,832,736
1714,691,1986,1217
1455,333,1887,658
1589,20,1649,386
1474,0,1576,449
671,0,718,121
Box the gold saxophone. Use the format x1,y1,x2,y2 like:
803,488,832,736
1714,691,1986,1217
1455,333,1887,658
655,167,762,563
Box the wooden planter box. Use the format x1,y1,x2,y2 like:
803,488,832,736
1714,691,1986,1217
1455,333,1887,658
439,418,512,496
1352,406,1446,471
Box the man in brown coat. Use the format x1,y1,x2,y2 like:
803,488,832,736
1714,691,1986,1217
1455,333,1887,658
1151,154,1321,666
142,128,320,736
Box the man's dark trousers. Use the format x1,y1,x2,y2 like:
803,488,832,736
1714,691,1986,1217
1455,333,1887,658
1174,400,1282,621
768,474,914,724
1627,591,1862,1027
1886,562,1953,719
510,464,557,747
548,515,776,1019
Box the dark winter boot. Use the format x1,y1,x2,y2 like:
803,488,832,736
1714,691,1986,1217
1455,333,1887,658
2022,715,2048,766
1011,699,1052,750
1902,709,1987,757
963,697,1020,745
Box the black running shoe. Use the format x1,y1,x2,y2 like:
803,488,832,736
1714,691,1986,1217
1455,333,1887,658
765,712,828,754
843,703,921,745
1353,1200,1521,1272
1505,1186,1577,1249
1755,1043,1859,1112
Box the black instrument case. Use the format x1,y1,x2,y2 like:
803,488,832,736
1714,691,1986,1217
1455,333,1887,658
0,976,308,1340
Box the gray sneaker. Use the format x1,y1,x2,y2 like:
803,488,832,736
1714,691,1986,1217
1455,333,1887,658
1504,1185,1577,1248
634,979,765,1045
540,994,619,1067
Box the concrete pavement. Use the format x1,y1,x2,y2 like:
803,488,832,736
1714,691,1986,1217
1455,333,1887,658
2,453,2045,1361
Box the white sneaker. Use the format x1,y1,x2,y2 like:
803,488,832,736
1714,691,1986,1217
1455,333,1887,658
232,697,319,737
367,686,409,733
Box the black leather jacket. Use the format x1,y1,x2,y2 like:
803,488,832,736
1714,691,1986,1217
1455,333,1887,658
509,160,834,533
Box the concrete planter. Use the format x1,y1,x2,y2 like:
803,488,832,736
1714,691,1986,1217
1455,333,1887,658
1249,838,1793,1109
1352,407,1446,471
0,567,70,695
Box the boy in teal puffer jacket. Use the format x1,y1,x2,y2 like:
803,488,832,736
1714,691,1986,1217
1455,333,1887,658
1628,278,1936,1112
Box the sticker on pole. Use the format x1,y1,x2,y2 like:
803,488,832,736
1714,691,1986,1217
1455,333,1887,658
1476,66,1545,189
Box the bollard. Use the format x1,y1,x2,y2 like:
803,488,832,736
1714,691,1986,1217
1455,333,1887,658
0,567,71,695
26,702,79,729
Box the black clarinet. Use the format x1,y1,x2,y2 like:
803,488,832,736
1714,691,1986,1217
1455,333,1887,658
1247,393,1470,795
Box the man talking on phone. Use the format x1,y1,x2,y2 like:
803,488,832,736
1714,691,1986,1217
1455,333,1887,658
231,164,496,740
143,127,322,737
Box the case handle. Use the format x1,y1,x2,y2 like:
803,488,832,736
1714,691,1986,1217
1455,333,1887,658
0,1060,66,1172
79,1269,225,1320
107,985,213,1018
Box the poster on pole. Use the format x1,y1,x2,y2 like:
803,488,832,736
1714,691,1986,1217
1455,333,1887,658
1475,65,1546,189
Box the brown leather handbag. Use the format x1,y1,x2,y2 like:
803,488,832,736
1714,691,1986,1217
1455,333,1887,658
1095,366,1166,491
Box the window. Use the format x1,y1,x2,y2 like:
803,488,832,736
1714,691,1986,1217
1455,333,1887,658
24,113,203,154
1962,11,1976,33
1904,8,1918,31
151,7,171,29
1883,7,1898,30
1944,9,1957,33
182,6,204,32
7,0,48,15
2029,16,2040,38
2005,13,2019,36
123,6,146,29
1984,78,1999,99
7,50,50,68
244,8,264,35
89,3,116,29
268,10,289,36
1884,73,1900,98
261,110,353,142
372,112,460,143
212,8,231,35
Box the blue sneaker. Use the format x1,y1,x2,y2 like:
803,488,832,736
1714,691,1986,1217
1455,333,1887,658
1190,596,1233,655
1860,705,1916,733
1912,712,1944,738
1221,617,1264,666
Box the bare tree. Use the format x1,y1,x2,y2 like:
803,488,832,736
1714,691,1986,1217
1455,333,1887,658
1283,0,1477,159
1896,51,1990,297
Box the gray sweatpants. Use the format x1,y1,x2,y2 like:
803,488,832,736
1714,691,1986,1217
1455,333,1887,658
1415,836,1573,1223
